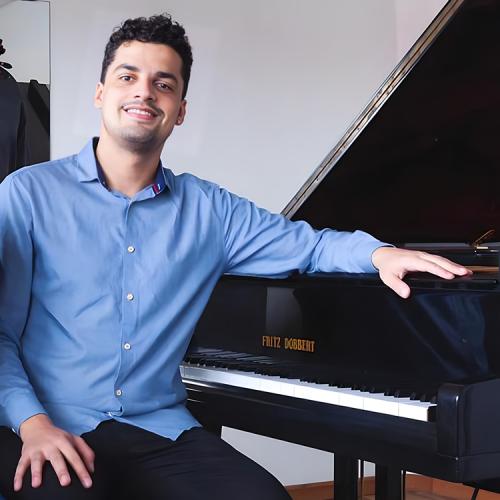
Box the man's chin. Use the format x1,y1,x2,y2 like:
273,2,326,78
119,132,161,152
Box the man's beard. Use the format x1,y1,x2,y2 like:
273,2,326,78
105,120,163,154
118,126,160,152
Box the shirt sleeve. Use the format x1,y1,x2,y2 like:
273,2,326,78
0,173,47,433
210,185,387,277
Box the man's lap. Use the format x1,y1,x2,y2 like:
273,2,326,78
0,421,290,500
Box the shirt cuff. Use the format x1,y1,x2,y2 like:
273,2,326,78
358,240,392,273
5,394,48,435
317,229,393,274
368,243,395,273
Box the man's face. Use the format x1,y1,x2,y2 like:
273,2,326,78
94,41,186,153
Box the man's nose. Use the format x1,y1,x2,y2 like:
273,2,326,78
133,80,155,100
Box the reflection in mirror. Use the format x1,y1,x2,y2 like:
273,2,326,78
0,0,50,182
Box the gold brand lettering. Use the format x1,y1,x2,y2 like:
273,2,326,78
262,336,282,349
284,338,315,353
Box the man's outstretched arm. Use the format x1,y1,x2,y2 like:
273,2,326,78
210,183,471,292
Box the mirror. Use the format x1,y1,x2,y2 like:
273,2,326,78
0,0,50,181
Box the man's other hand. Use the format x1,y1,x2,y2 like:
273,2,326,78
372,247,472,299
15,414,95,491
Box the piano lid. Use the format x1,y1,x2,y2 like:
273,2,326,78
284,0,500,246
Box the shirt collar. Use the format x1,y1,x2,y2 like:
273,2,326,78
76,137,170,195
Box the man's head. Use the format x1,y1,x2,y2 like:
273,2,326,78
101,14,193,99
95,14,193,155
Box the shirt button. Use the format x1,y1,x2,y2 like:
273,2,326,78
115,389,122,397
123,342,131,350
127,246,135,253
126,293,134,301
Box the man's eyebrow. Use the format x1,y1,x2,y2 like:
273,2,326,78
113,64,140,73
156,71,178,83
113,64,178,83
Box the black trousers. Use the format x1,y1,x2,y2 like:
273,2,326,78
0,421,291,499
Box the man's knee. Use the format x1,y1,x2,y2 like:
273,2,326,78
236,476,292,500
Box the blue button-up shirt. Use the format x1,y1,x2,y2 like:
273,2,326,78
0,139,384,439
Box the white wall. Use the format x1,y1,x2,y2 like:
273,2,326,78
48,0,446,486
51,0,402,214
395,0,447,59
0,0,50,84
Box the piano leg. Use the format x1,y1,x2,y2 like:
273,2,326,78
375,464,403,500
334,455,359,500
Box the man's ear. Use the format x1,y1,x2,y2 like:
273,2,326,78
176,100,187,126
94,82,104,109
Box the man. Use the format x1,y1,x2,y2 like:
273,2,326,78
0,13,469,500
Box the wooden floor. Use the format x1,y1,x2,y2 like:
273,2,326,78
364,494,468,500
286,476,500,500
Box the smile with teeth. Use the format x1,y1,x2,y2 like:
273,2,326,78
124,108,157,119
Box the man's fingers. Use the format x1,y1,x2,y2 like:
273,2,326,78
59,443,93,488
415,258,456,280
73,436,95,474
412,254,471,280
29,454,45,488
47,450,72,487
420,253,470,276
381,272,410,299
13,456,30,491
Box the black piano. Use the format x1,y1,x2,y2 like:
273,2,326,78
183,1,500,498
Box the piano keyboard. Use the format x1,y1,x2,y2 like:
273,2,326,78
181,359,436,422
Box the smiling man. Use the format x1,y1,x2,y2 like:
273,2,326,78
0,13,469,500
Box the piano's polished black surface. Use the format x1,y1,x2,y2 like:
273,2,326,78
184,0,500,498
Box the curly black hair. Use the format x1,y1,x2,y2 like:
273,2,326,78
100,14,193,99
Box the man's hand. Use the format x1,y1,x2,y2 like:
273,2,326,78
372,247,472,299
15,414,94,492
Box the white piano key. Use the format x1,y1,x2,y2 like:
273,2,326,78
294,382,340,405
337,389,365,410
398,399,433,420
362,394,399,416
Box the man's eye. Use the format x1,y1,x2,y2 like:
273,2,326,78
120,75,133,82
156,82,172,91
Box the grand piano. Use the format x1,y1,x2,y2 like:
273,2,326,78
182,0,500,498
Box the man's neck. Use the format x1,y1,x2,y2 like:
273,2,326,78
95,136,162,198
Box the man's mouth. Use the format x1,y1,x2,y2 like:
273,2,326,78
123,105,159,120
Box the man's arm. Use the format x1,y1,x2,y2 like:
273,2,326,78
0,174,47,432
0,174,94,491
209,184,469,295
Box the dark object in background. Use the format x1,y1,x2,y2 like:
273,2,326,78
0,66,28,181
0,37,50,182
18,79,50,167
0,38,11,68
